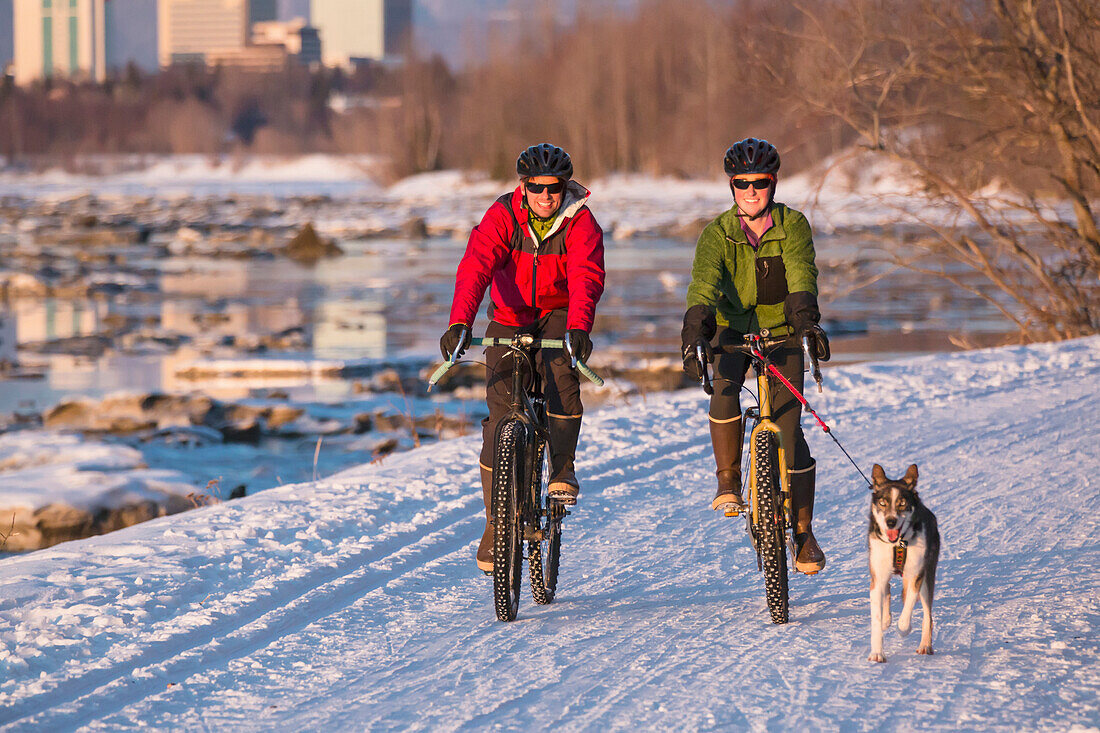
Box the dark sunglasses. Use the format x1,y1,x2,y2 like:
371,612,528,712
731,177,773,190
525,180,566,194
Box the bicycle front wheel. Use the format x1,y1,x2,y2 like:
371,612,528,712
492,420,525,622
753,430,789,624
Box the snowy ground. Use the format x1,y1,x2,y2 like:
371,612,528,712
0,337,1097,730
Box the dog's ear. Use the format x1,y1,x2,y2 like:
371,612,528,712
872,464,887,487
903,464,919,488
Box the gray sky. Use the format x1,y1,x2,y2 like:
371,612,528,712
107,0,158,70
0,0,11,70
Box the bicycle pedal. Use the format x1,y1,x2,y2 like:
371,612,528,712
523,527,544,542
719,502,745,517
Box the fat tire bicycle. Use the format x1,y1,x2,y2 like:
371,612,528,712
696,329,824,625
429,334,603,622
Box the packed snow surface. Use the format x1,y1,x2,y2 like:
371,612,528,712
1,338,1098,730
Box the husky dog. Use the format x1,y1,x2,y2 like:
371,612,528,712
867,463,940,663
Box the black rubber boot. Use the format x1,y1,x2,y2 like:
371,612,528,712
548,415,582,504
710,416,745,512
790,461,825,574
477,464,493,573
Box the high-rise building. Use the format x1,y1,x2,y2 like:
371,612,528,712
309,0,411,68
253,18,321,66
12,0,108,85
157,0,248,67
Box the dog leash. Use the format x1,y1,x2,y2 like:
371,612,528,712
755,352,873,487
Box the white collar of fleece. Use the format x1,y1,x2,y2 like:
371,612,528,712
531,180,590,240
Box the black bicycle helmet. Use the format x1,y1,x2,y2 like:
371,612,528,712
516,143,573,180
723,138,781,177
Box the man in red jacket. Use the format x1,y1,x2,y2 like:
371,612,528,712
440,143,606,573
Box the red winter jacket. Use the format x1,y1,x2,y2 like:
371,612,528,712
448,182,605,332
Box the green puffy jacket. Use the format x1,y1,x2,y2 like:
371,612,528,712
686,202,818,334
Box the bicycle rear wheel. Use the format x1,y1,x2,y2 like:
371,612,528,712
529,438,561,604
492,420,525,622
753,430,789,624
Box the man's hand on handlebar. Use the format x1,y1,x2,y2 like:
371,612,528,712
439,323,472,361
564,329,592,368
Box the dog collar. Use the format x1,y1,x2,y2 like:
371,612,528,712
892,540,908,575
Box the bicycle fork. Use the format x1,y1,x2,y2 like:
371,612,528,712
744,369,792,567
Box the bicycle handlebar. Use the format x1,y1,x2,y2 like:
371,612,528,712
693,329,825,393
428,335,605,390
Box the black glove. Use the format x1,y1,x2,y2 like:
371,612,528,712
784,291,821,337
681,305,717,348
682,340,713,380
439,323,471,360
806,324,831,362
681,305,717,379
564,329,593,363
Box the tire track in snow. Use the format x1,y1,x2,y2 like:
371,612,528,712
1,499,486,731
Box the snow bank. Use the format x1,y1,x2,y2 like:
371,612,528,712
0,155,383,198
0,337,1097,729
0,432,197,552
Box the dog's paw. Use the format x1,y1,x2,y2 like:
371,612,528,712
897,620,912,637
882,613,892,631
916,645,934,655
867,652,887,663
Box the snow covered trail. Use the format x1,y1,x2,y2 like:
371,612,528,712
1,338,1098,731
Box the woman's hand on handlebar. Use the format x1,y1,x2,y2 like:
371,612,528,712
804,324,830,362
682,339,712,380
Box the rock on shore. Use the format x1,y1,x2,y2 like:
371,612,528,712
0,432,197,551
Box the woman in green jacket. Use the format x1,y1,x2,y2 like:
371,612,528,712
680,138,830,574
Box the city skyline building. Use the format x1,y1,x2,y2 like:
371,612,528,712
12,0,107,85
157,0,247,67
309,0,410,68
252,17,320,66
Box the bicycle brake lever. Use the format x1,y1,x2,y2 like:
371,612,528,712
564,332,578,369
429,325,472,393
803,334,823,393
696,342,713,395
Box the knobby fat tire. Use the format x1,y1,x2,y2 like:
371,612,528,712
528,439,560,605
492,420,525,622
754,430,790,624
